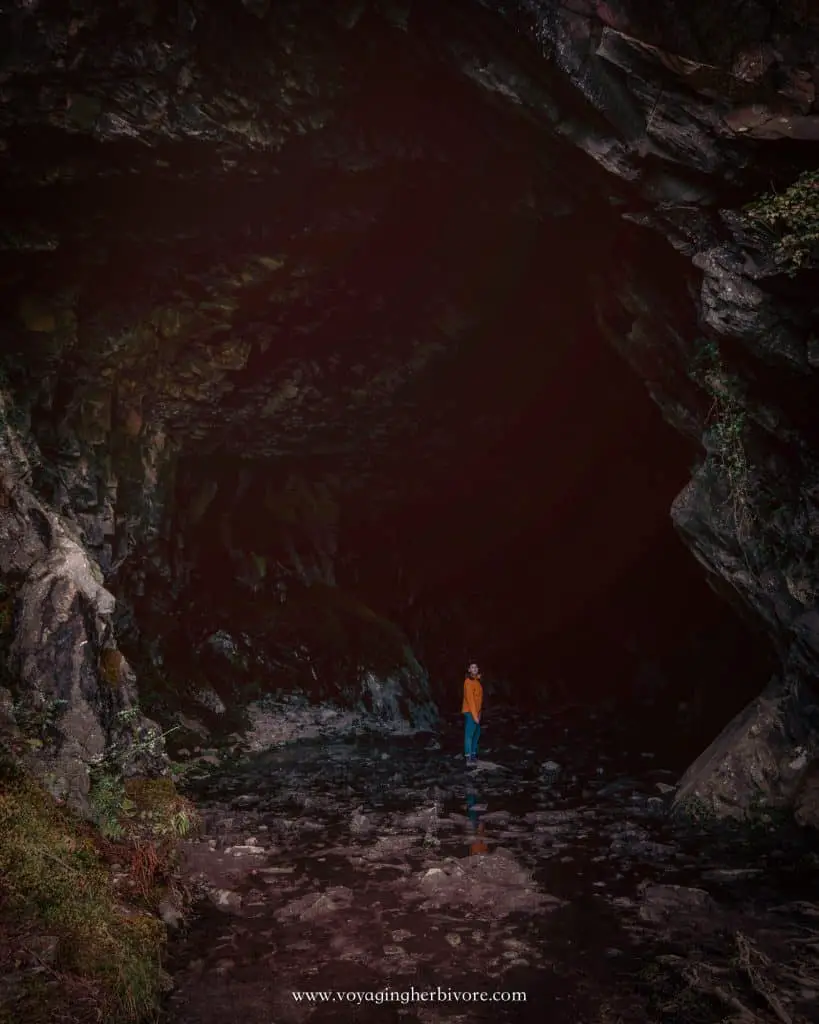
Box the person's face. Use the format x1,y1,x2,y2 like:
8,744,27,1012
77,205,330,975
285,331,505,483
468,664,479,677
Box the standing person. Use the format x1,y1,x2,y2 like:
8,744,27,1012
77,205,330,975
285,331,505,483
462,662,483,764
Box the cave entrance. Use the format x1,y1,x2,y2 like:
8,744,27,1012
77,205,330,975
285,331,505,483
48,3,775,764
165,205,776,770
326,218,777,765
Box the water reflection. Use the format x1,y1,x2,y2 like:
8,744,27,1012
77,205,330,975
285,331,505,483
168,708,819,1024
466,786,489,856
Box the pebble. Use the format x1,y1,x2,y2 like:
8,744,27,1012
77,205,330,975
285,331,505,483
168,708,813,1023
158,898,184,929
209,889,242,911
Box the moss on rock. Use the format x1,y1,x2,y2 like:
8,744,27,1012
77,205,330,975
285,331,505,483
99,648,127,688
0,773,170,1022
123,775,200,839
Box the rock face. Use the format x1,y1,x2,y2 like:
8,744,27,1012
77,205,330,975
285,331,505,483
0,0,818,817
672,676,819,823
0,391,166,813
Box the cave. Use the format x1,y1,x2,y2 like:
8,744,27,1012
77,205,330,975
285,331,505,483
1,2,818,1022
159,212,773,769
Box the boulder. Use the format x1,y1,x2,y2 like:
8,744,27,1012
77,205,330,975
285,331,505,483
638,883,720,927
672,675,819,825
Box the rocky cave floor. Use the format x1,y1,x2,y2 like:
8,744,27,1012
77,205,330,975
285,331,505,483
163,708,819,1024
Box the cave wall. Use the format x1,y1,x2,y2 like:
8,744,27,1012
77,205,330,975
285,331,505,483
0,389,167,814
0,0,818,817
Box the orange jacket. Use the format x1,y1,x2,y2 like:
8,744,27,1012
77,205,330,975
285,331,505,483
462,676,482,722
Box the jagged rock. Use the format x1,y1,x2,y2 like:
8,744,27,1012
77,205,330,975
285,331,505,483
275,886,354,922
0,392,167,814
416,850,561,916
175,714,210,739
638,884,719,926
672,676,819,824
208,889,243,913
192,688,227,716
359,656,438,730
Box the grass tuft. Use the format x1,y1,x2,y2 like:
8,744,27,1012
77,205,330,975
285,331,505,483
0,774,170,1023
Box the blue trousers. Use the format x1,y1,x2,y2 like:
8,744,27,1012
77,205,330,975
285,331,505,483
464,713,480,757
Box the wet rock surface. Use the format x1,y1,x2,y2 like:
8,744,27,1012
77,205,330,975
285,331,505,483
166,708,819,1023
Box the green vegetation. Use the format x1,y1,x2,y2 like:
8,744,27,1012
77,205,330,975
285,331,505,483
9,696,69,746
0,767,171,1024
88,768,199,843
743,169,819,273
124,776,197,835
88,768,130,840
87,707,192,840
1,687,198,1022
673,792,717,827
690,340,753,538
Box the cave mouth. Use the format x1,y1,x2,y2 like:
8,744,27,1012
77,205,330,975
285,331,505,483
0,0,778,763
5,6,819,1022
131,210,775,766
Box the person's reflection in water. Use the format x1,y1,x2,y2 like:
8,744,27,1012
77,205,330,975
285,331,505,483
466,789,479,828
466,788,488,856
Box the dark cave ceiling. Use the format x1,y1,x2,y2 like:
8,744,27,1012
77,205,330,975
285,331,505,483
1,0,815,711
